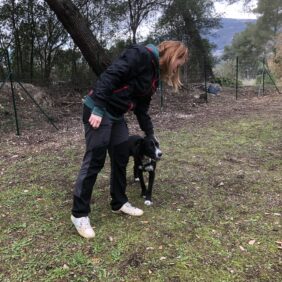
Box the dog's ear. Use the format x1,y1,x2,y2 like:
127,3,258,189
145,135,159,147
154,136,160,147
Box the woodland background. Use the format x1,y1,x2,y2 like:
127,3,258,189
0,0,281,89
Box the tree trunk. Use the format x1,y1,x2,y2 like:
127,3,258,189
71,46,78,85
183,12,214,79
45,0,110,76
11,0,22,76
29,0,35,82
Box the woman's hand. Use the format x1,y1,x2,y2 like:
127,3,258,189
89,114,102,129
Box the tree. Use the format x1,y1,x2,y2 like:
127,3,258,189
34,1,69,82
27,0,36,80
45,0,110,76
223,23,262,78
268,33,282,83
0,0,24,76
75,0,117,47
254,0,282,56
222,0,281,78
221,0,254,6
0,0,70,82
158,0,220,81
124,0,165,44
0,0,228,85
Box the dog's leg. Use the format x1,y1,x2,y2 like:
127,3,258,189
144,170,155,206
138,169,147,198
133,157,140,182
133,162,139,182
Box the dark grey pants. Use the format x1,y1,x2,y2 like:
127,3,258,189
72,107,129,217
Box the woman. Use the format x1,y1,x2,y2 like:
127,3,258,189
71,41,188,238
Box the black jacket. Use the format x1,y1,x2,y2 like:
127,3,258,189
89,44,159,136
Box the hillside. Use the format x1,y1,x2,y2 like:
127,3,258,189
206,18,256,57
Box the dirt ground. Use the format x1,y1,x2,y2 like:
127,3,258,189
1,84,281,150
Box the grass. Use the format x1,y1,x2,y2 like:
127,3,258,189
0,114,281,281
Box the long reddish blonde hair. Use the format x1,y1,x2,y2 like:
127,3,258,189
158,41,188,91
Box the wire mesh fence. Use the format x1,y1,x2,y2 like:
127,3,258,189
213,56,281,98
1,54,281,135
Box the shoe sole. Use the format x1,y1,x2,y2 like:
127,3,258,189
76,230,95,239
112,210,122,214
111,210,143,216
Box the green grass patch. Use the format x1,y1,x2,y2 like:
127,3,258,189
0,116,281,281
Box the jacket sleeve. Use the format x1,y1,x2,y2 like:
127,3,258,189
89,47,142,109
134,97,154,136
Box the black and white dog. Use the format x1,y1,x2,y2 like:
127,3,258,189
128,135,162,206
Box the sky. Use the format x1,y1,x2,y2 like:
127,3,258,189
137,1,258,40
214,1,258,19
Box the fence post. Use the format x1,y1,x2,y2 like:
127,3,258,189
264,66,281,95
204,56,208,103
160,80,163,112
235,56,239,100
262,57,265,96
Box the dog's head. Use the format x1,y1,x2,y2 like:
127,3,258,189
142,136,162,161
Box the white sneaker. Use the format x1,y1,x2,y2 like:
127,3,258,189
71,215,95,239
112,202,144,216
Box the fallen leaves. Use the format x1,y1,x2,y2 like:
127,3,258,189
239,239,258,251
91,257,102,265
218,181,225,187
248,239,256,245
276,241,282,250
265,212,281,216
239,246,246,251
140,221,149,224
238,238,282,251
